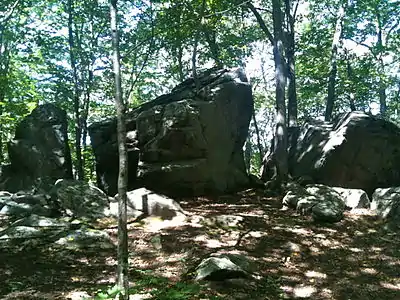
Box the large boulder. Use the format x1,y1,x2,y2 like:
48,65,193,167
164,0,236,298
108,187,186,220
0,104,73,192
371,187,400,229
282,184,371,223
50,179,110,219
89,67,253,196
275,112,400,195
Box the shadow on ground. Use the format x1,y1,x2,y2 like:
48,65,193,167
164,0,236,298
0,189,399,299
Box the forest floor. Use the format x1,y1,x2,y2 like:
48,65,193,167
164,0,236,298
0,189,399,300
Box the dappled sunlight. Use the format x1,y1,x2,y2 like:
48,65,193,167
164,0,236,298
380,282,400,290
305,270,327,279
1,188,400,299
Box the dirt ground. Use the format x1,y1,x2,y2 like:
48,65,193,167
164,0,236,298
0,189,399,300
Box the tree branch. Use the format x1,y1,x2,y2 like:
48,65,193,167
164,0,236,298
385,18,400,45
203,0,251,18
247,2,274,45
0,0,20,25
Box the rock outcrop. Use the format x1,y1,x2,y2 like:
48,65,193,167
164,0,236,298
266,112,400,195
372,187,400,229
0,104,73,192
282,184,371,223
89,67,253,196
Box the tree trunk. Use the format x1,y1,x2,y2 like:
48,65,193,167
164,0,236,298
376,12,386,117
0,39,10,164
284,0,297,126
272,0,288,184
67,0,84,180
177,45,184,81
244,139,251,174
110,0,129,298
325,4,345,121
344,49,356,111
204,29,223,68
192,0,206,91
251,105,263,166
81,68,92,180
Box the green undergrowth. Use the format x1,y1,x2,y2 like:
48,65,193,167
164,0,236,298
90,270,223,300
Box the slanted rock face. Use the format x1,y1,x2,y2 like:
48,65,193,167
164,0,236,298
89,67,253,196
282,112,400,195
1,104,73,192
372,187,400,229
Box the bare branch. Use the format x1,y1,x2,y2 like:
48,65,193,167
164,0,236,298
0,0,21,25
385,18,400,45
203,0,251,18
247,2,274,45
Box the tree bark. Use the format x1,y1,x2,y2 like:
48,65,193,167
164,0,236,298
204,29,223,68
325,4,345,121
284,0,297,126
0,38,10,164
251,105,263,166
177,45,184,81
344,48,356,111
192,0,206,91
272,0,288,183
67,0,84,180
110,0,129,298
376,11,386,117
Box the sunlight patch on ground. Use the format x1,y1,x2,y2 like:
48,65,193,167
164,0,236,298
315,237,342,248
96,275,115,284
380,282,400,290
105,256,117,266
349,247,364,253
360,267,378,275
129,293,153,299
139,215,188,232
272,225,312,236
293,285,318,298
370,246,383,252
281,284,318,298
305,270,327,279
248,231,267,238
65,290,91,299
193,234,226,248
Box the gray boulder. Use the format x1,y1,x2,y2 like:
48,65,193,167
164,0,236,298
89,67,252,196
54,227,114,250
283,184,349,223
109,187,186,220
0,104,73,192
10,214,69,228
266,112,400,195
195,253,254,281
372,187,400,228
329,187,370,209
0,200,33,217
51,179,110,219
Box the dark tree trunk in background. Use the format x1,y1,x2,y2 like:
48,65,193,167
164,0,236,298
251,105,263,166
325,4,345,121
67,0,84,180
204,29,223,68
177,45,184,81
272,0,288,183
376,12,386,117
110,0,129,298
192,0,206,91
285,0,297,126
344,48,356,111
